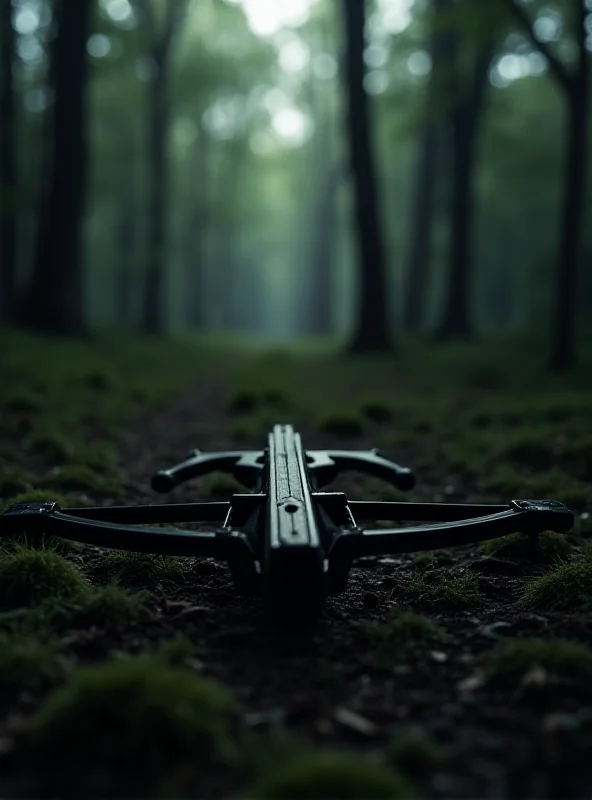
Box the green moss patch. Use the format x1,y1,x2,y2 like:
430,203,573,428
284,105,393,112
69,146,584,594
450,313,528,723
392,570,482,609
248,752,416,799
22,656,235,797
317,410,365,437
0,548,87,610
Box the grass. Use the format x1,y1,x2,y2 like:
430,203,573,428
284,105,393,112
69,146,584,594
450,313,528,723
482,531,572,563
21,655,235,798
0,547,88,611
90,550,185,590
518,548,592,613
366,612,447,670
317,410,365,437
390,569,483,609
48,586,154,631
481,637,592,685
247,752,417,799
200,473,245,498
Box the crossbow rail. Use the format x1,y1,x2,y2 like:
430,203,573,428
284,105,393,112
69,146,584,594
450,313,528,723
0,425,575,622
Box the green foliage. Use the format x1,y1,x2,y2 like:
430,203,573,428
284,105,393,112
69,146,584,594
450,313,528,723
0,548,88,611
248,752,416,799
366,612,446,669
0,633,67,692
228,389,259,414
518,549,592,613
482,637,592,685
23,656,235,797
49,586,154,630
42,464,119,495
482,531,571,563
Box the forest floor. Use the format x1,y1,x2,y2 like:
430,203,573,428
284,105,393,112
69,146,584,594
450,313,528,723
1,329,592,799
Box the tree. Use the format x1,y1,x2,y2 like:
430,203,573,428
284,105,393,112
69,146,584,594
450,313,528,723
404,0,452,334
504,0,590,370
341,0,391,352
0,0,17,323
23,0,94,335
132,0,189,334
436,5,495,340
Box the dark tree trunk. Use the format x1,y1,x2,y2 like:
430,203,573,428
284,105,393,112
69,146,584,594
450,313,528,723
116,194,136,326
342,0,391,352
404,0,451,334
143,65,168,334
0,0,17,322
138,0,188,335
309,161,342,336
436,44,493,341
184,124,209,329
549,8,589,370
23,0,93,336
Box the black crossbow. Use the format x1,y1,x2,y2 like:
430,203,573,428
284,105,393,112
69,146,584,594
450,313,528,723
0,425,574,621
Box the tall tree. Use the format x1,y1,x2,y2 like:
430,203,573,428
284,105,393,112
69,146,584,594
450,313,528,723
0,0,17,323
23,0,94,335
504,0,590,370
341,0,391,352
183,120,209,329
133,0,189,334
404,0,452,334
436,9,495,340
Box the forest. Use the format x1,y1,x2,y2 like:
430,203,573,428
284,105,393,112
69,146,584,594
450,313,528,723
0,0,591,798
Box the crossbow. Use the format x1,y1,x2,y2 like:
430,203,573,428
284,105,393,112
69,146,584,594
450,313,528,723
0,425,574,622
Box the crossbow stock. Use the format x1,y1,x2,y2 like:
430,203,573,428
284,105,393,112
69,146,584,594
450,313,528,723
0,425,574,622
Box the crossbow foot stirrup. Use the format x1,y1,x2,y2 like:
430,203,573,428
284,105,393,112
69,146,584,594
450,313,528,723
0,425,575,625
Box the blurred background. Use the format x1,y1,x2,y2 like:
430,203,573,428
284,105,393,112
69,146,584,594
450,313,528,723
0,0,590,368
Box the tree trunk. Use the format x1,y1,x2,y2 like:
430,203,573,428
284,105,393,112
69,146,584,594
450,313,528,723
142,64,168,334
436,44,493,341
548,40,589,369
0,0,17,322
184,123,209,328
23,0,93,336
342,0,391,353
404,0,451,334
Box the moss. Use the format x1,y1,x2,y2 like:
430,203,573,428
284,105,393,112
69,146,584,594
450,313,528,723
0,548,87,610
23,656,235,797
359,399,393,424
3,392,43,414
154,635,203,667
478,466,592,508
483,531,572,563
0,633,67,692
366,612,446,669
92,550,185,590
248,752,416,799
318,410,364,438
518,552,592,613
482,637,592,685
388,727,445,779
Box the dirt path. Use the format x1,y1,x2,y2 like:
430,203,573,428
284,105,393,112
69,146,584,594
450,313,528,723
106,378,592,800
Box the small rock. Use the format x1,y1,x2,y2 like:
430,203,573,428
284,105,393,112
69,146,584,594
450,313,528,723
244,708,285,729
477,621,512,640
457,672,486,693
333,707,379,738
430,650,448,663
